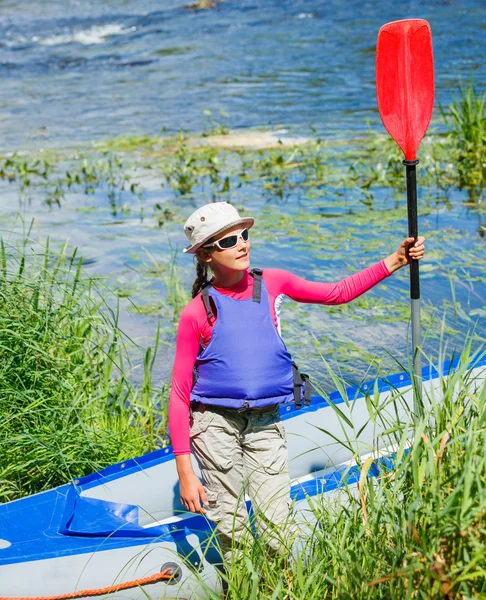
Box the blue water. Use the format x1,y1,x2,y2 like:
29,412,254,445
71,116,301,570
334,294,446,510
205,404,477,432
0,0,485,386
1,0,485,150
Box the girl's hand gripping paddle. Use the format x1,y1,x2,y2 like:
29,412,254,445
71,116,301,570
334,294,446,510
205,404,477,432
376,19,434,411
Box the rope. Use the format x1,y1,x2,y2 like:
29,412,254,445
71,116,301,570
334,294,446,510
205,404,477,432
0,567,176,600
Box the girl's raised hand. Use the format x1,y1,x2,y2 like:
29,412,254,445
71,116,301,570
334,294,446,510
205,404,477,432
399,236,425,265
384,236,425,273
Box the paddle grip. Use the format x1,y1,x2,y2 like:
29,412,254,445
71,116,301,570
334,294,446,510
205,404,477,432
403,160,420,300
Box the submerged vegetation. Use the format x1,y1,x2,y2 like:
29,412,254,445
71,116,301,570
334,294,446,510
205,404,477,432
0,150,142,215
205,347,486,599
0,233,167,503
2,82,485,217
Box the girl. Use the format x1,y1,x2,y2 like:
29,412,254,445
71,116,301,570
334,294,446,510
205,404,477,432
169,201,425,565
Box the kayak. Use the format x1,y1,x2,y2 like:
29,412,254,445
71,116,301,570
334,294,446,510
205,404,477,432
1,356,485,600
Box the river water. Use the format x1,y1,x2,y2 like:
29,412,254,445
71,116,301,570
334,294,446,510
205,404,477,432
0,0,485,388
1,0,485,149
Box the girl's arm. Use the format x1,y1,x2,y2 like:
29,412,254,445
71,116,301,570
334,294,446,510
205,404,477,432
269,260,391,305
269,237,424,304
168,307,199,455
169,304,209,513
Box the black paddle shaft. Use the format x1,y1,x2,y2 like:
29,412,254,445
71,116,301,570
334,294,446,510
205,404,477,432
403,159,420,300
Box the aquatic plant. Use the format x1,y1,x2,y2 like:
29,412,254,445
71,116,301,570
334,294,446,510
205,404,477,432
63,151,143,214
0,153,50,191
0,232,167,502
162,133,232,199
0,149,142,214
202,109,230,137
154,202,177,227
163,133,200,195
347,132,406,208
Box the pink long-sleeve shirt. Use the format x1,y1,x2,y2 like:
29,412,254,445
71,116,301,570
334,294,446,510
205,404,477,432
168,261,391,454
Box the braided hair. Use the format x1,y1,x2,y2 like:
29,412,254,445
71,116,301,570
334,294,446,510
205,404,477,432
192,257,210,298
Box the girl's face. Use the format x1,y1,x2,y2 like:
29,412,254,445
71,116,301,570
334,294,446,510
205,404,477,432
198,224,251,275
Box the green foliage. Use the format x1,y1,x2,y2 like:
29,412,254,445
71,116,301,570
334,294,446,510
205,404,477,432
348,132,405,209
0,153,50,188
163,133,200,195
0,235,167,502
162,133,229,198
163,247,191,321
443,82,486,202
154,203,177,227
254,144,299,199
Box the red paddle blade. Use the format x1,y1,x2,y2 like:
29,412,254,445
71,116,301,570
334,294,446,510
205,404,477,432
376,19,434,161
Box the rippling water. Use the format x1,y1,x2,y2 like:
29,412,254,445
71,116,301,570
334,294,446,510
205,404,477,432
1,0,485,150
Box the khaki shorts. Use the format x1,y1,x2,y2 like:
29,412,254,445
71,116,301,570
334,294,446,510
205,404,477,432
190,404,295,565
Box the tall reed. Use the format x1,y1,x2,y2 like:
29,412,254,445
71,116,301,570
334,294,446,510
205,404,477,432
444,81,486,202
0,232,167,502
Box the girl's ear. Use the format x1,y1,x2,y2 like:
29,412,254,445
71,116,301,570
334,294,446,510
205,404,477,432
196,248,212,264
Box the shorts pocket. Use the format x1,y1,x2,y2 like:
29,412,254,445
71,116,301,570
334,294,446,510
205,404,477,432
204,487,222,523
190,408,215,438
192,421,237,472
263,431,288,475
274,420,286,440
247,416,288,475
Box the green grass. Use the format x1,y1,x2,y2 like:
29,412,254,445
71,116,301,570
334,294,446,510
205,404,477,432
0,231,167,502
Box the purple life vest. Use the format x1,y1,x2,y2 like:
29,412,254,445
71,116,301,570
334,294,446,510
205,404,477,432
190,270,296,410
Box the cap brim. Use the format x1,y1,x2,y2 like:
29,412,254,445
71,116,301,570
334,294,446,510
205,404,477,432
183,218,255,254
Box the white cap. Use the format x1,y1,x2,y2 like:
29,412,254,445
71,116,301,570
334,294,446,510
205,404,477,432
183,202,254,254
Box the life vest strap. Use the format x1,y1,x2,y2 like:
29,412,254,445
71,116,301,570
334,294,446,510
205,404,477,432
301,372,313,405
292,362,313,409
249,268,263,303
201,282,214,319
292,362,302,409
200,269,262,320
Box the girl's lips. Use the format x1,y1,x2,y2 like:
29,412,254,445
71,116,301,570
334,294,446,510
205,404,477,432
236,254,248,260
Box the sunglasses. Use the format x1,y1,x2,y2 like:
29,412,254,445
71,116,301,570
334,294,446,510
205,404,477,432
203,228,250,250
